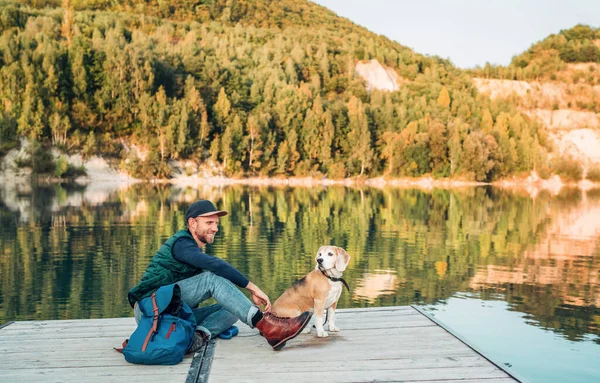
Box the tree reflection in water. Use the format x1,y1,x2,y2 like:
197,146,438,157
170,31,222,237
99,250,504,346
1,183,599,345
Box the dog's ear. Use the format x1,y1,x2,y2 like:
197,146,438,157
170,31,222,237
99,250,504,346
335,247,351,272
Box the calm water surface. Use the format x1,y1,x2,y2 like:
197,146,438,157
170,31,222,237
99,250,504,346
1,183,599,383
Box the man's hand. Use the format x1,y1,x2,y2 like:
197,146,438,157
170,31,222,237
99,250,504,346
246,282,271,312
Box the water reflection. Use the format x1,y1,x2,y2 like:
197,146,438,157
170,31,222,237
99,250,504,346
0,183,599,350
353,270,400,303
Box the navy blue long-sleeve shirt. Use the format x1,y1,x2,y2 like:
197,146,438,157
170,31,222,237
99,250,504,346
172,233,250,288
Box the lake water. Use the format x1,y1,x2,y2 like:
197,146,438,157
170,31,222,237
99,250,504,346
1,182,599,383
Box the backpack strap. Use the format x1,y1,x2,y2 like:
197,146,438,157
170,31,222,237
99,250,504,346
142,292,160,352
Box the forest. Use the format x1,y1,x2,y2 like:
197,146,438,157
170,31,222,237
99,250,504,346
0,0,562,181
473,24,600,84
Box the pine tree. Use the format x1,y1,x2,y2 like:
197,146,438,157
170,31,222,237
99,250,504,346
221,113,243,174
437,86,451,108
246,114,265,171
319,111,335,166
155,86,170,161
380,131,401,175
447,118,466,176
481,109,493,133
214,87,231,128
184,76,210,151
428,119,448,176
301,109,320,162
493,112,515,174
346,96,373,176
61,0,75,47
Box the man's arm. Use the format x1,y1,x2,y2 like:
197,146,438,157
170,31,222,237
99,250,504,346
172,238,250,288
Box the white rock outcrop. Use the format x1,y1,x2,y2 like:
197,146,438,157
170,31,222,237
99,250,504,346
473,78,600,165
355,59,402,92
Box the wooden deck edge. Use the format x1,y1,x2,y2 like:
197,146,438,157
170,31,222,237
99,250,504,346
186,338,216,383
0,321,14,331
412,305,530,383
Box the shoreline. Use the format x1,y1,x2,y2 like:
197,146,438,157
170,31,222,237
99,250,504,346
8,172,600,191
97,173,600,194
2,145,599,193
2,153,599,194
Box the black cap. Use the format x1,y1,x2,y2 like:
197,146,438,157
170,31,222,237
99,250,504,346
185,200,228,222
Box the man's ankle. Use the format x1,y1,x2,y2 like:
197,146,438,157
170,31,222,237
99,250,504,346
251,311,263,327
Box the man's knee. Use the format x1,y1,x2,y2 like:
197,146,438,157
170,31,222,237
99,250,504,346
201,271,234,288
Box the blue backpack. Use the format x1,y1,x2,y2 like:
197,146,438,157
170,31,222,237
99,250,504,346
117,284,197,365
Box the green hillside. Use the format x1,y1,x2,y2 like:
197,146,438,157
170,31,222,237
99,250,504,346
474,24,600,83
0,0,550,181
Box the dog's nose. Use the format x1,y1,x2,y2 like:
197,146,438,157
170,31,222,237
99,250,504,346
317,258,323,264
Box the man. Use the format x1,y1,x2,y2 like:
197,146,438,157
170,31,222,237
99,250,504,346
128,199,311,351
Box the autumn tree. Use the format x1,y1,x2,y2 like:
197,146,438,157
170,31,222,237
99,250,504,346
346,96,373,176
437,86,451,108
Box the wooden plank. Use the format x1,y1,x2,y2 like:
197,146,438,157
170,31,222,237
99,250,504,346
214,325,462,346
5,318,135,328
0,310,420,337
209,365,509,382
0,337,137,353
1,308,420,333
305,317,434,330
1,324,132,333
0,327,135,340
0,355,494,371
0,346,477,366
0,321,439,342
331,306,415,313
0,368,189,383
2,343,473,368
0,356,189,369
0,375,189,383
0,366,189,376
207,355,493,373
0,316,436,343
0,308,416,332
414,380,517,383
211,341,476,363
0,338,466,355
317,308,430,319
0,317,430,340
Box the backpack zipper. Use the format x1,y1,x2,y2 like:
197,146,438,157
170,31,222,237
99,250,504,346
165,322,176,339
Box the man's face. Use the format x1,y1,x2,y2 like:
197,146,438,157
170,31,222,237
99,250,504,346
190,215,220,245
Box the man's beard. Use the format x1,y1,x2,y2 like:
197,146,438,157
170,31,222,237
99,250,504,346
198,232,214,244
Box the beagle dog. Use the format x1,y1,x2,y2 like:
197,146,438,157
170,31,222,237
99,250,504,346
271,246,351,337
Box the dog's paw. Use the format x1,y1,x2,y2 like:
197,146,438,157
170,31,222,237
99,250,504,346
328,325,340,332
317,330,329,338
302,326,312,334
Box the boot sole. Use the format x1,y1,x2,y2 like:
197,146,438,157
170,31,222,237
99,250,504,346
271,313,312,351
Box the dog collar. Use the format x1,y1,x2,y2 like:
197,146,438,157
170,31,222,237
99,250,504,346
319,268,350,292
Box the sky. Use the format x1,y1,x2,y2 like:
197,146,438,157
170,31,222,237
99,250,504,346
311,0,600,69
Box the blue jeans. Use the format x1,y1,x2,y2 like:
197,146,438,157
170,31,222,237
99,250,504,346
134,271,259,339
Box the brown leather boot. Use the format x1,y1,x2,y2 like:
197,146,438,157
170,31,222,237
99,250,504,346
255,311,312,351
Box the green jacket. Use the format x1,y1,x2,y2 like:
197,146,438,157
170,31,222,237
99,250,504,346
128,230,199,307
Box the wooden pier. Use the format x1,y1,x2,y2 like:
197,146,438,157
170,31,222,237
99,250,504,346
0,306,522,383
